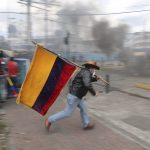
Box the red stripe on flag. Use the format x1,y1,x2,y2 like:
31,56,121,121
40,63,76,115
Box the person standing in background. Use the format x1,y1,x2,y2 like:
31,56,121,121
7,57,19,97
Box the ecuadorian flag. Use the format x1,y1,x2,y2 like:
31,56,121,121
17,45,76,116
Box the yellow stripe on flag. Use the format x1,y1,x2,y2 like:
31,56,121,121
17,46,57,107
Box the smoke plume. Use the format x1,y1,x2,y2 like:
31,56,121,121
57,2,96,36
92,20,129,56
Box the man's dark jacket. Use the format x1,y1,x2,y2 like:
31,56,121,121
69,68,97,99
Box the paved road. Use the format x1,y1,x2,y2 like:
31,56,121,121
1,72,149,150
1,94,146,150
88,91,150,150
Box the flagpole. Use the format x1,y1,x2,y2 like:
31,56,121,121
32,41,84,69
32,41,110,91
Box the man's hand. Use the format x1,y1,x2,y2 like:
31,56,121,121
93,75,100,80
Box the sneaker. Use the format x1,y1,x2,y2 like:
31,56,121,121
45,119,51,133
83,123,95,130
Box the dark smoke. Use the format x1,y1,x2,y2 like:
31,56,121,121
127,54,150,76
117,47,150,76
117,48,131,64
92,20,129,56
57,2,96,35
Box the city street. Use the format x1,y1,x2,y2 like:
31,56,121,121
0,0,150,149
88,92,150,149
87,72,150,149
0,73,149,150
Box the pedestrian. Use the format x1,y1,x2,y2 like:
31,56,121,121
7,57,19,97
45,60,100,132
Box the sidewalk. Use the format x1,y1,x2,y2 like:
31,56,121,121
3,96,145,150
103,73,150,99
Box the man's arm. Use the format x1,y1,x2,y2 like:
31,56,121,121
82,70,96,96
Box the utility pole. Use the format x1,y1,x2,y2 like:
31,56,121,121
27,0,32,42
45,0,48,46
19,0,60,45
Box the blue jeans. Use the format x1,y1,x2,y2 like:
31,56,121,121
48,93,89,128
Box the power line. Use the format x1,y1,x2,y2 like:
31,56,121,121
56,8,150,16
0,11,45,15
17,2,150,16
19,0,61,46
0,12,27,14
19,0,61,6
18,1,60,12
27,0,61,6
2,7,150,16
18,1,50,11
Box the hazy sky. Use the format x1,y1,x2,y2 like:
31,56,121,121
0,0,150,37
